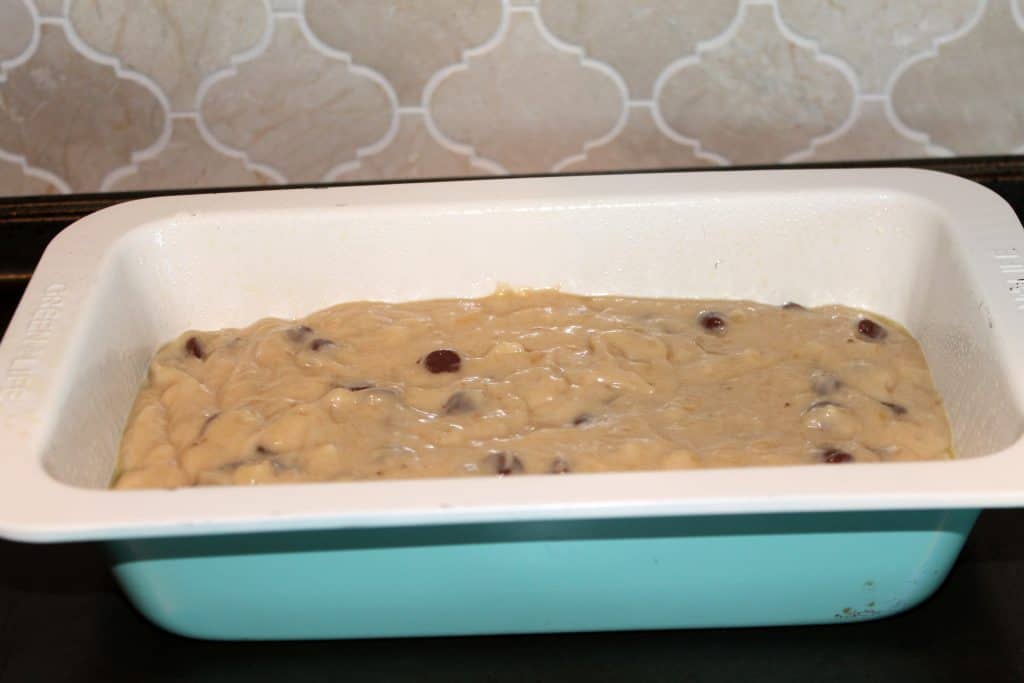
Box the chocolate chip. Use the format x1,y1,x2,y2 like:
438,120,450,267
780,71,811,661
310,338,335,351
483,451,524,476
286,325,313,342
699,312,726,334
822,448,854,464
442,391,475,415
185,336,204,359
856,318,887,341
550,457,571,474
881,401,907,416
423,349,461,373
572,413,591,426
782,302,807,311
811,371,842,395
256,445,273,455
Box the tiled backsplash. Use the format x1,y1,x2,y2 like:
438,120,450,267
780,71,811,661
0,0,1021,196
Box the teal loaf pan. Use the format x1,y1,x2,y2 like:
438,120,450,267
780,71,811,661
109,508,978,640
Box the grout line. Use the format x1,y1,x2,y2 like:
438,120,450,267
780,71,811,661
874,0,988,157
54,9,175,190
647,3,750,166
882,0,989,100
189,3,287,183
0,2,41,76
525,5,630,171
769,2,861,97
293,12,401,181
784,97,868,164
0,0,1017,191
883,96,954,158
874,1,983,157
0,149,72,194
419,0,512,173
649,1,748,106
770,2,862,163
192,0,275,112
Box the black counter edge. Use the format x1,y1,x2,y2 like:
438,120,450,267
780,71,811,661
1,155,1022,282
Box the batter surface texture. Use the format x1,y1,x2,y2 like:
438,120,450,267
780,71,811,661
113,290,953,489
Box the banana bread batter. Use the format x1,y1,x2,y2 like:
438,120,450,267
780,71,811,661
113,290,953,489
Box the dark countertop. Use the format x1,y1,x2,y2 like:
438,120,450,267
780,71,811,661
2,158,1024,682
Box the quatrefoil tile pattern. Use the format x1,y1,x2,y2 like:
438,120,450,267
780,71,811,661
0,23,165,192
107,118,275,191
426,9,625,173
655,3,855,164
891,0,1024,154
305,0,503,106
69,0,269,111
334,111,487,182
776,0,980,93
0,0,1021,196
538,0,740,98
198,16,394,183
